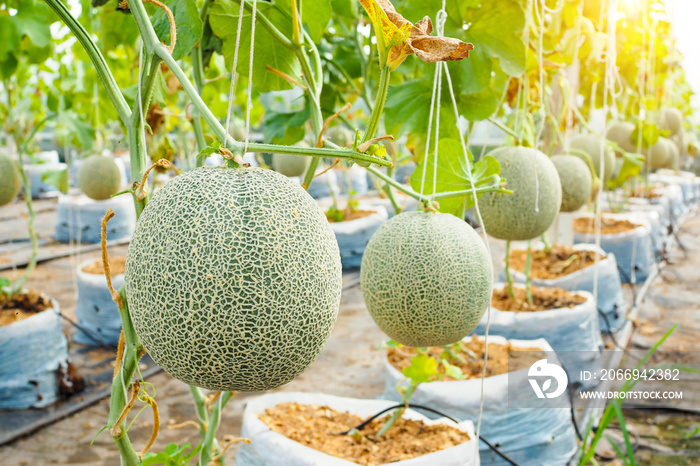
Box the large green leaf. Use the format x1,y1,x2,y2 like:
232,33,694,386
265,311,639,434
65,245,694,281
0,17,20,60
150,0,203,61
209,0,300,92
409,138,500,217
13,0,53,49
263,107,310,145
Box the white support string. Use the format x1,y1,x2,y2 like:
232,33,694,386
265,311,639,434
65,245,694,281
223,0,247,150
243,0,258,151
418,62,441,200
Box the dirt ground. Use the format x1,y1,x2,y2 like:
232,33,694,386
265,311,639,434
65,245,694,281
1,200,700,465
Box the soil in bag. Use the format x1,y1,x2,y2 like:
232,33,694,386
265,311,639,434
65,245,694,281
326,207,377,223
573,217,639,234
81,257,126,275
258,402,470,466
388,335,545,381
509,245,603,279
0,290,53,326
492,286,586,312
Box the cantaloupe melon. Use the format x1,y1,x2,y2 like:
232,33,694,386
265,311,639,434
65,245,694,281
0,153,21,206
77,155,122,201
551,155,592,212
605,121,636,155
660,106,683,136
325,125,354,148
646,138,671,169
271,153,310,177
479,146,562,241
570,134,615,181
360,211,491,347
125,166,342,391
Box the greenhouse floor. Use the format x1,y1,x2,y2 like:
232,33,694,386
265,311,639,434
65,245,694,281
0,199,699,465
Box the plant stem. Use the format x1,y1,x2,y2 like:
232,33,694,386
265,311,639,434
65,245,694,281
43,0,131,125
377,383,418,437
362,65,391,144
524,240,534,306
190,0,212,159
9,154,38,296
200,391,234,465
488,116,522,144
504,241,517,302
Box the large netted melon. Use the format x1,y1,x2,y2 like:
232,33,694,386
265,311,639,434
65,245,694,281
360,211,492,347
125,167,342,391
646,138,671,169
77,155,122,201
551,155,592,212
660,106,683,136
0,153,21,206
479,146,562,241
605,121,636,155
570,134,615,181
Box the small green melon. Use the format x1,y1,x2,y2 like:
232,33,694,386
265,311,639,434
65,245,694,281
125,167,342,392
271,153,310,177
360,211,492,347
659,106,683,136
77,155,122,200
325,125,355,148
605,121,636,155
646,138,671,169
570,134,615,181
0,153,21,206
551,155,592,212
479,146,562,241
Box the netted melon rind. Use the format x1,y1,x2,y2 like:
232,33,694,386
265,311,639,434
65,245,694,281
570,134,616,181
77,155,122,200
125,167,342,391
551,155,592,212
479,146,562,241
360,211,492,347
0,153,21,206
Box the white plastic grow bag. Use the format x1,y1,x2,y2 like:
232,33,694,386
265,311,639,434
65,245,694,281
474,284,602,389
336,164,369,196
652,170,697,205
73,260,124,346
54,194,136,244
24,162,67,199
382,336,577,466
656,184,688,221
0,298,70,409
329,203,389,269
307,170,340,199
355,193,420,219
573,212,655,284
236,392,480,466
500,244,627,332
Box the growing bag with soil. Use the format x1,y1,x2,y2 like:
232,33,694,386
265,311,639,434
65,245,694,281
474,285,602,389
54,194,136,244
329,204,389,269
573,212,655,284
382,337,578,466
0,299,70,409
651,171,697,205
500,245,627,332
73,260,124,346
236,392,479,466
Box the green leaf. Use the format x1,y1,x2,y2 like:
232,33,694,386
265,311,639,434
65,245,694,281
631,122,660,149
402,354,438,385
409,139,500,217
276,0,332,43
209,0,301,92
0,53,19,80
441,360,465,380
607,153,643,190
196,140,224,163
262,107,311,145
331,0,358,20
0,16,20,60
14,0,53,49
41,168,69,194
150,0,203,61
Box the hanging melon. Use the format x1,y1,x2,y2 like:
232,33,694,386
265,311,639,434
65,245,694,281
360,211,492,347
479,146,561,241
271,153,310,177
125,166,342,391
77,155,122,201
570,134,615,181
659,106,683,136
646,138,671,169
551,155,592,212
605,121,636,155
0,153,21,206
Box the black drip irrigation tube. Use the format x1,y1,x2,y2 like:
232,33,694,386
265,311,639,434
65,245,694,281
57,312,118,351
336,403,521,466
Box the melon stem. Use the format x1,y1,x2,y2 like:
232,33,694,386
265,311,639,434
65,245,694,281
504,241,517,302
